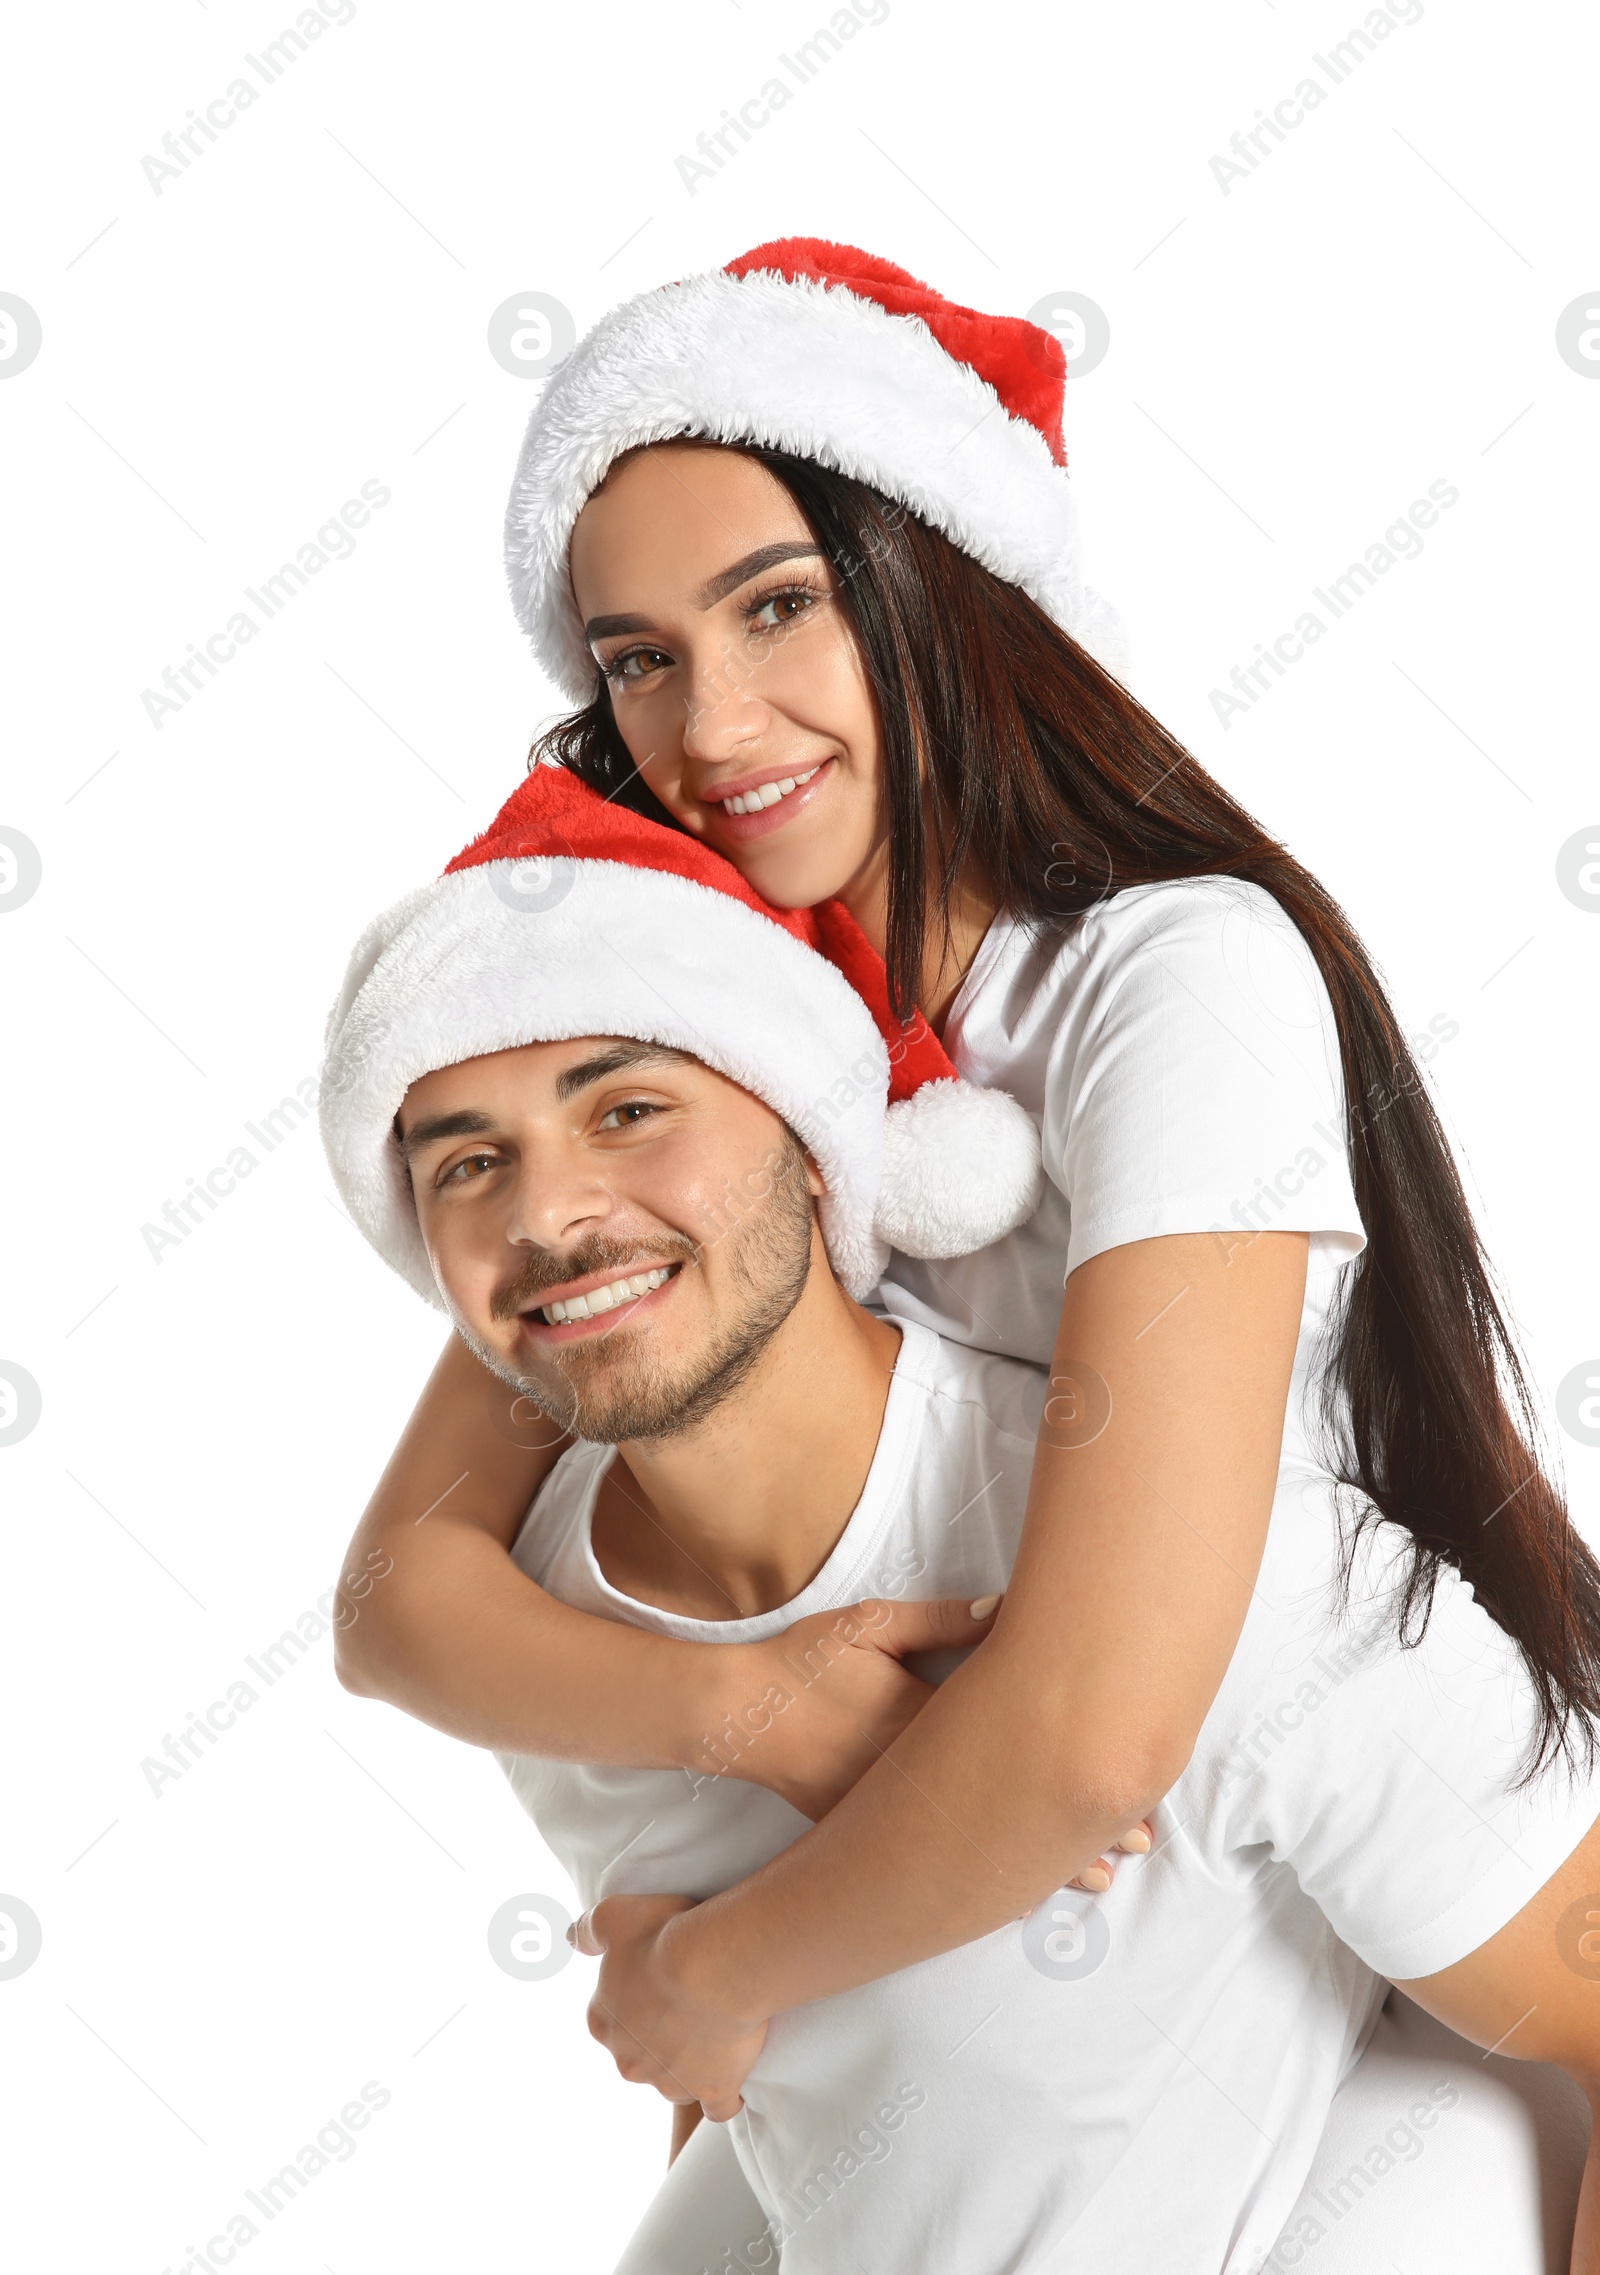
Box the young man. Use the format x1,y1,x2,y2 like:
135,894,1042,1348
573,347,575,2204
322,768,1600,2273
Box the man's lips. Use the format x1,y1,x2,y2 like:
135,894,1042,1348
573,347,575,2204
514,1260,685,1341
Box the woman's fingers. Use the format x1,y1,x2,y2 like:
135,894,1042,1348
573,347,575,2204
841,1593,1005,1660
567,1906,603,1957
1067,1819,1156,1891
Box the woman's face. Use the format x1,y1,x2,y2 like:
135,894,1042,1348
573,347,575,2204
567,443,886,914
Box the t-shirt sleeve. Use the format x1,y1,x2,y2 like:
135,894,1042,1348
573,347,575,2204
1043,880,1367,1279
1217,1511,1600,1980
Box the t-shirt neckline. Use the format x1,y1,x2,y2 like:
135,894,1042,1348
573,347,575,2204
571,1319,932,1643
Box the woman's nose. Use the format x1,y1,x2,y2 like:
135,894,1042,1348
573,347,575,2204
679,652,772,764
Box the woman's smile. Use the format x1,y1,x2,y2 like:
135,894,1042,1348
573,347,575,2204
700,756,835,845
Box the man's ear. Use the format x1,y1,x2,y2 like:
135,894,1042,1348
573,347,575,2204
801,1147,828,1201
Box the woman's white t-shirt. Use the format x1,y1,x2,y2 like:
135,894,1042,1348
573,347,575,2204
879,876,1367,1465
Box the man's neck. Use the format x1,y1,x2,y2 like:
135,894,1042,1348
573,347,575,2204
588,1257,903,1621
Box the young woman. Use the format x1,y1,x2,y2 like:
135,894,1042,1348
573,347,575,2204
332,241,1600,2245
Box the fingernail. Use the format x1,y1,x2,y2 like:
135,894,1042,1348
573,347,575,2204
1122,1828,1152,1854
969,1594,1001,1620
1077,1866,1112,1893
564,1923,577,1947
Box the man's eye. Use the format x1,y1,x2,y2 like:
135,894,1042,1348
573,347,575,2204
440,1151,499,1185
597,1101,659,1132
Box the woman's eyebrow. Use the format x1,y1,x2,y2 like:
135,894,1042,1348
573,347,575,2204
693,541,822,610
583,543,824,643
583,610,652,641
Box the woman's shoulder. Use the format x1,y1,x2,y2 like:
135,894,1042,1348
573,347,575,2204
970,874,1328,1040
950,874,1348,1169
1077,873,1311,969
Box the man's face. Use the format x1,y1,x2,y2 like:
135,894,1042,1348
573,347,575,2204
398,1038,822,1443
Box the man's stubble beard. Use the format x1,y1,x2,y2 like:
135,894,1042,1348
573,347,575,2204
459,1139,817,1445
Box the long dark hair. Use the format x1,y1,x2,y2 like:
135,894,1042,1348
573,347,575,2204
539,443,1600,1781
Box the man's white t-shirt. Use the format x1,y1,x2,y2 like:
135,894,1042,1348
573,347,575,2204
498,1321,1600,2275
879,878,1368,1468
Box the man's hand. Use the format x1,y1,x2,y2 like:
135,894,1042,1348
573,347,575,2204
569,1893,766,2120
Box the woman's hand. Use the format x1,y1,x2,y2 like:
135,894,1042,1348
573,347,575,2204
570,1818,1152,2116
704,1593,1000,1821
570,1893,765,2120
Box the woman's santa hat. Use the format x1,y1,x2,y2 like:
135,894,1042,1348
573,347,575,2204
504,236,1127,698
319,767,1042,1306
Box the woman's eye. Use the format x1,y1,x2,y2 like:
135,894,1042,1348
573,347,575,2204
597,1101,659,1132
605,645,672,684
747,587,817,632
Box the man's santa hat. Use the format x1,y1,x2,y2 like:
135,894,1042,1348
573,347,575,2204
319,767,1042,1305
504,236,1126,698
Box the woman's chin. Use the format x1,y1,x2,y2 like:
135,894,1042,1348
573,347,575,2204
733,835,861,910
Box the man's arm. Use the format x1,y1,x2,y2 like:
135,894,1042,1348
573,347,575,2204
580,1229,1308,2108
1395,1809,1600,2275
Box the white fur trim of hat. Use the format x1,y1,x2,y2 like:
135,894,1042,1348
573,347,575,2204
504,236,1128,702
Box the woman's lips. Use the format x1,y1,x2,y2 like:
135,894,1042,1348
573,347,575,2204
706,757,833,844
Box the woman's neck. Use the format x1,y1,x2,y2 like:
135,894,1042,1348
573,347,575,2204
836,844,998,1039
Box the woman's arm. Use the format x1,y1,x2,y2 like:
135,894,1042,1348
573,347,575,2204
1394,1815,1600,2275
579,1227,1310,2109
332,1330,1003,1792
333,1330,721,1761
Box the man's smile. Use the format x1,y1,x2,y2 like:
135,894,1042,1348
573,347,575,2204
517,1260,686,1342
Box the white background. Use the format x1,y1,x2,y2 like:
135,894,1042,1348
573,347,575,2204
2,1,1597,2268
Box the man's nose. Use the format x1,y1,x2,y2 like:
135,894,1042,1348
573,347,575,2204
503,1150,616,1251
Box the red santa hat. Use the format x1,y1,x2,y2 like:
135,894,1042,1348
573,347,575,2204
319,766,1043,1306
504,236,1127,700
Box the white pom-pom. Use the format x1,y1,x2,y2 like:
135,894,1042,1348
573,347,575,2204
874,1079,1043,1259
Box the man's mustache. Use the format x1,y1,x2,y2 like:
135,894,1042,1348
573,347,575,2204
489,1233,700,1323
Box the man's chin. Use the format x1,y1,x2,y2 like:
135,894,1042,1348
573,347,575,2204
465,1326,684,1447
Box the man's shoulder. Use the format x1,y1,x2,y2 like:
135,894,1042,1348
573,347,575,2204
890,1314,1047,1451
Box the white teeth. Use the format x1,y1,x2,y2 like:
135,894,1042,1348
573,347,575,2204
722,765,819,817
540,1266,672,1325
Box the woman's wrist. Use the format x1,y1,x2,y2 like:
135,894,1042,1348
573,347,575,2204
658,1884,774,2029
666,1641,776,1784
658,1640,752,1778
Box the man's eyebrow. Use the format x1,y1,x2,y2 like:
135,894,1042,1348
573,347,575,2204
555,1043,695,1102
581,542,823,646
398,1109,496,1162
